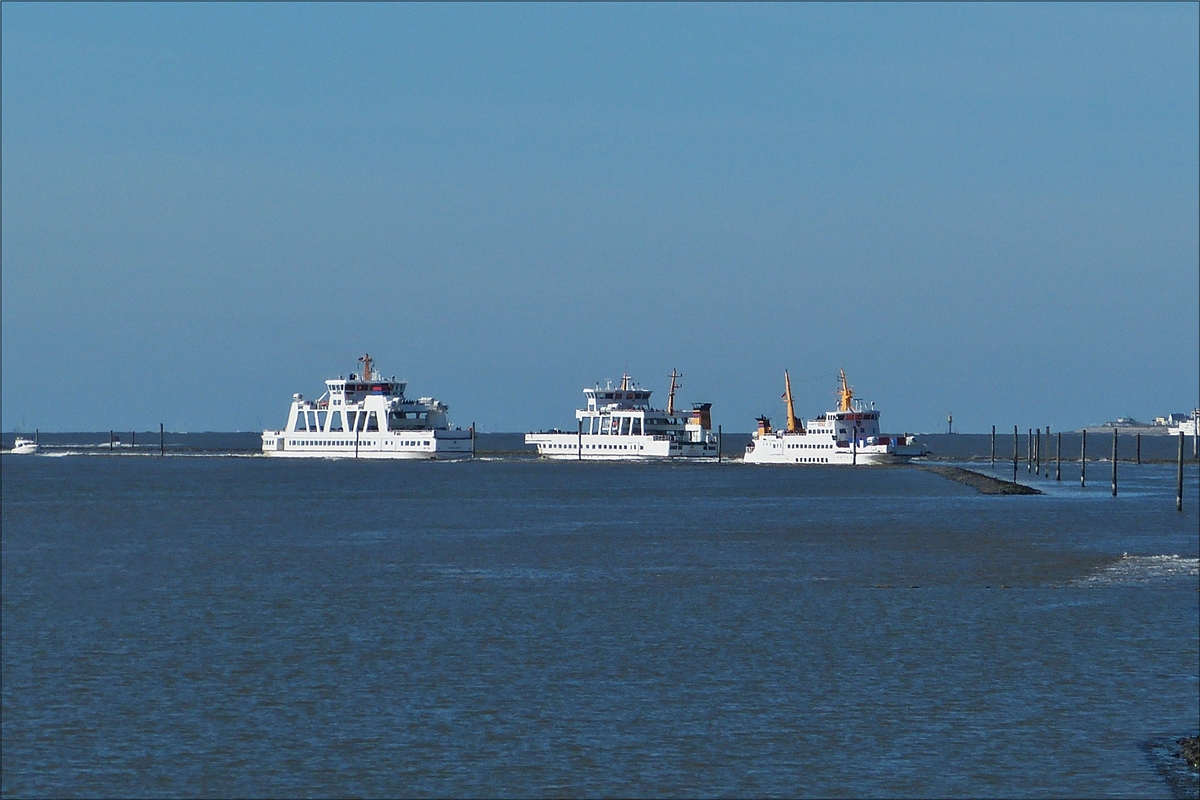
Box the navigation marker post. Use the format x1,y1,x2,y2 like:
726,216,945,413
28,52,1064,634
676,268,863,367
1080,430,1087,487
1111,428,1118,497
1035,428,1040,477
1178,432,1185,511
1136,433,1141,465
1013,426,1019,484
1045,426,1051,476
1056,431,1061,481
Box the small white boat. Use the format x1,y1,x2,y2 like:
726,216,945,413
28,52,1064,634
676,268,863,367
10,437,38,454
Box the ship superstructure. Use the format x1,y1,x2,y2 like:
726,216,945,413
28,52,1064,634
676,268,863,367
525,371,718,460
261,354,473,459
743,370,926,465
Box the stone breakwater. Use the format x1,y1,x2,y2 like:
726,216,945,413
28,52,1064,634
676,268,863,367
1181,736,1200,771
918,465,1042,495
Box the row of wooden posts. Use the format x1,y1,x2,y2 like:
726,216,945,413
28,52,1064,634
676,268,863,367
988,425,1189,510
106,424,167,455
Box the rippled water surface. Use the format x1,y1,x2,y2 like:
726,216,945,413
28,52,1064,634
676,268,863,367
3,453,1198,797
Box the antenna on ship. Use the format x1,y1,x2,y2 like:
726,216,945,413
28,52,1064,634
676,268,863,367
782,370,803,433
667,369,681,415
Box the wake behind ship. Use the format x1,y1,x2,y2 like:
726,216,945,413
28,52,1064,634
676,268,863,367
261,354,473,459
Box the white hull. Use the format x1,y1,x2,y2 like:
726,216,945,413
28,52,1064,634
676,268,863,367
9,440,38,455
743,433,923,465
525,432,717,460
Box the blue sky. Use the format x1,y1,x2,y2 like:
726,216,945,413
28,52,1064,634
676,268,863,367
3,3,1197,433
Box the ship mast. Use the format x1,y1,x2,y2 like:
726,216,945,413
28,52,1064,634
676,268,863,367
666,369,681,415
783,370,803,433
837,369,854,412
358,353,374,382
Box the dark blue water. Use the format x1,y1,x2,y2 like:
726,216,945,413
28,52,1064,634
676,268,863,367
3,453,1197,797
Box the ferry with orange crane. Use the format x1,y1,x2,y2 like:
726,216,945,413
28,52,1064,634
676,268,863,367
525,370,719,460
261,354,474,459
743,370,927,465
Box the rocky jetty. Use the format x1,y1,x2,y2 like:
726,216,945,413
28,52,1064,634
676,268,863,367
1181,736,1200,771
919,465,1042,495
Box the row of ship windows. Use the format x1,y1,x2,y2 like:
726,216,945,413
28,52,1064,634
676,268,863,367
547,443,641,450
788,443,832,449
797,458,829,463
285,439,430,447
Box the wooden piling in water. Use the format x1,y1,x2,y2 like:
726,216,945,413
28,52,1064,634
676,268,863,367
1056,431,1061,481
1080,429,1087,487
1111,428,1118,497
1034,428,1040,477
1136,433,1140,465
1013,426,1019,483
1178,432,1185,511
160,423,164,456
991,425,995,468
717,425,722,463
1045,426,1051,476
1027,428,1032,473
577,419,582,461
110,430,114,451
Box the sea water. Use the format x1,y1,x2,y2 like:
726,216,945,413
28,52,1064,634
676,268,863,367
3,448,1197,797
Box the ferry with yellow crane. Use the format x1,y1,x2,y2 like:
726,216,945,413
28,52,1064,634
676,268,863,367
743,370,927,465
525,370,719,460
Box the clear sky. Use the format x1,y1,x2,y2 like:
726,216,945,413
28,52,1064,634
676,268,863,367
3,3,1197,433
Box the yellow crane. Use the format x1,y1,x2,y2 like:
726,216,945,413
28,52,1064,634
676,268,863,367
837,369,854,412
782,370,803,433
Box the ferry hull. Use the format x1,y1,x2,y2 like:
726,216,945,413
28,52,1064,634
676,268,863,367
525,432,718,460
261,431,473,459
743,437,926,465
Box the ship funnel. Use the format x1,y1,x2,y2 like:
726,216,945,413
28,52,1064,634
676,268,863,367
756,415,772,437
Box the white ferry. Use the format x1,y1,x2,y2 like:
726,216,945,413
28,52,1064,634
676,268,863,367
1168,409,1200,437
526,371,719,460
744,370,927,465
261,354,473,459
